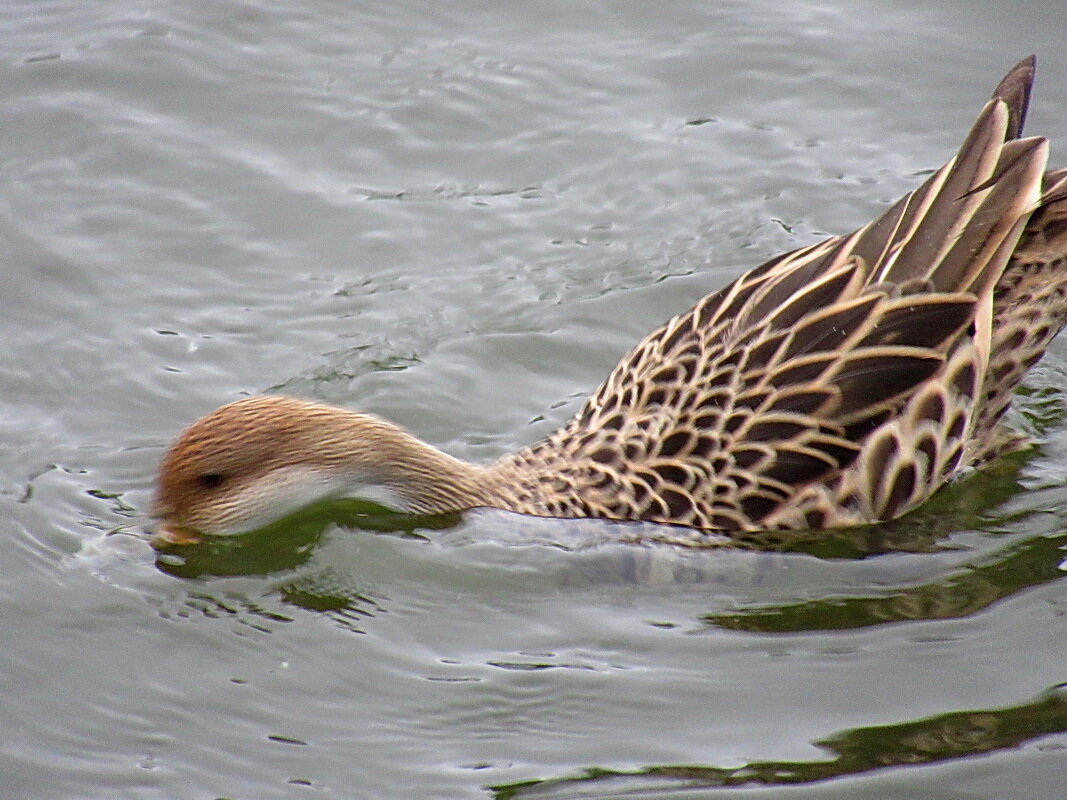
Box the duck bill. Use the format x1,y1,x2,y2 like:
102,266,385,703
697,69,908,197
150,524,203,547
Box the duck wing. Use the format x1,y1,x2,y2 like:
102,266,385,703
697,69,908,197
516,57,1061,531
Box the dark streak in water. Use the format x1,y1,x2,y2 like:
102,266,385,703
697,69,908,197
491,684,1067,798
268,734,309,747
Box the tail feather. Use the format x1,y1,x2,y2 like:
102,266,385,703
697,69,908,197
810,56,1064,465
1040,167,1067,206
931,135,1047,295
991,54,1036,140
882,99,1009,289
849,57,1046,296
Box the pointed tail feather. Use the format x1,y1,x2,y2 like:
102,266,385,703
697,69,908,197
991,54,1036,140
838,58,1048,298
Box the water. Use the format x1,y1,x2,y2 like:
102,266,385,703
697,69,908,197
2,1,1067,798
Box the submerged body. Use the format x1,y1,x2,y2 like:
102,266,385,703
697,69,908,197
154,57,1067,543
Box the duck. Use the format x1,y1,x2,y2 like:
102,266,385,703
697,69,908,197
153,56,1067,545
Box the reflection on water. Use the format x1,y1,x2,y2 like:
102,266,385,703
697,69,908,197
148,445,1067,639
153,443,1030,578
493,684,1067,799
158,517,1067,637
153,498,451,578
277,576,385,635
705,529,1067,632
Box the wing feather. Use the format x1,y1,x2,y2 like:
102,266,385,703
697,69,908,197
502,57,1065,532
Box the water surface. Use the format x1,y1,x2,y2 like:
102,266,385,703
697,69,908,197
2,2,1067,798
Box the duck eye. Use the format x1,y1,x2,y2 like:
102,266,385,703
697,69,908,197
197,473,226,490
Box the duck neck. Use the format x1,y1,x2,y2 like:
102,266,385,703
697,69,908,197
331,415,497,515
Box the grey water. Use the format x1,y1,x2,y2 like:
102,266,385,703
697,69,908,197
2,1,1067,798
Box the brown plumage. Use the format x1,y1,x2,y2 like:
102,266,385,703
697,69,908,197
154,57,1067,543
